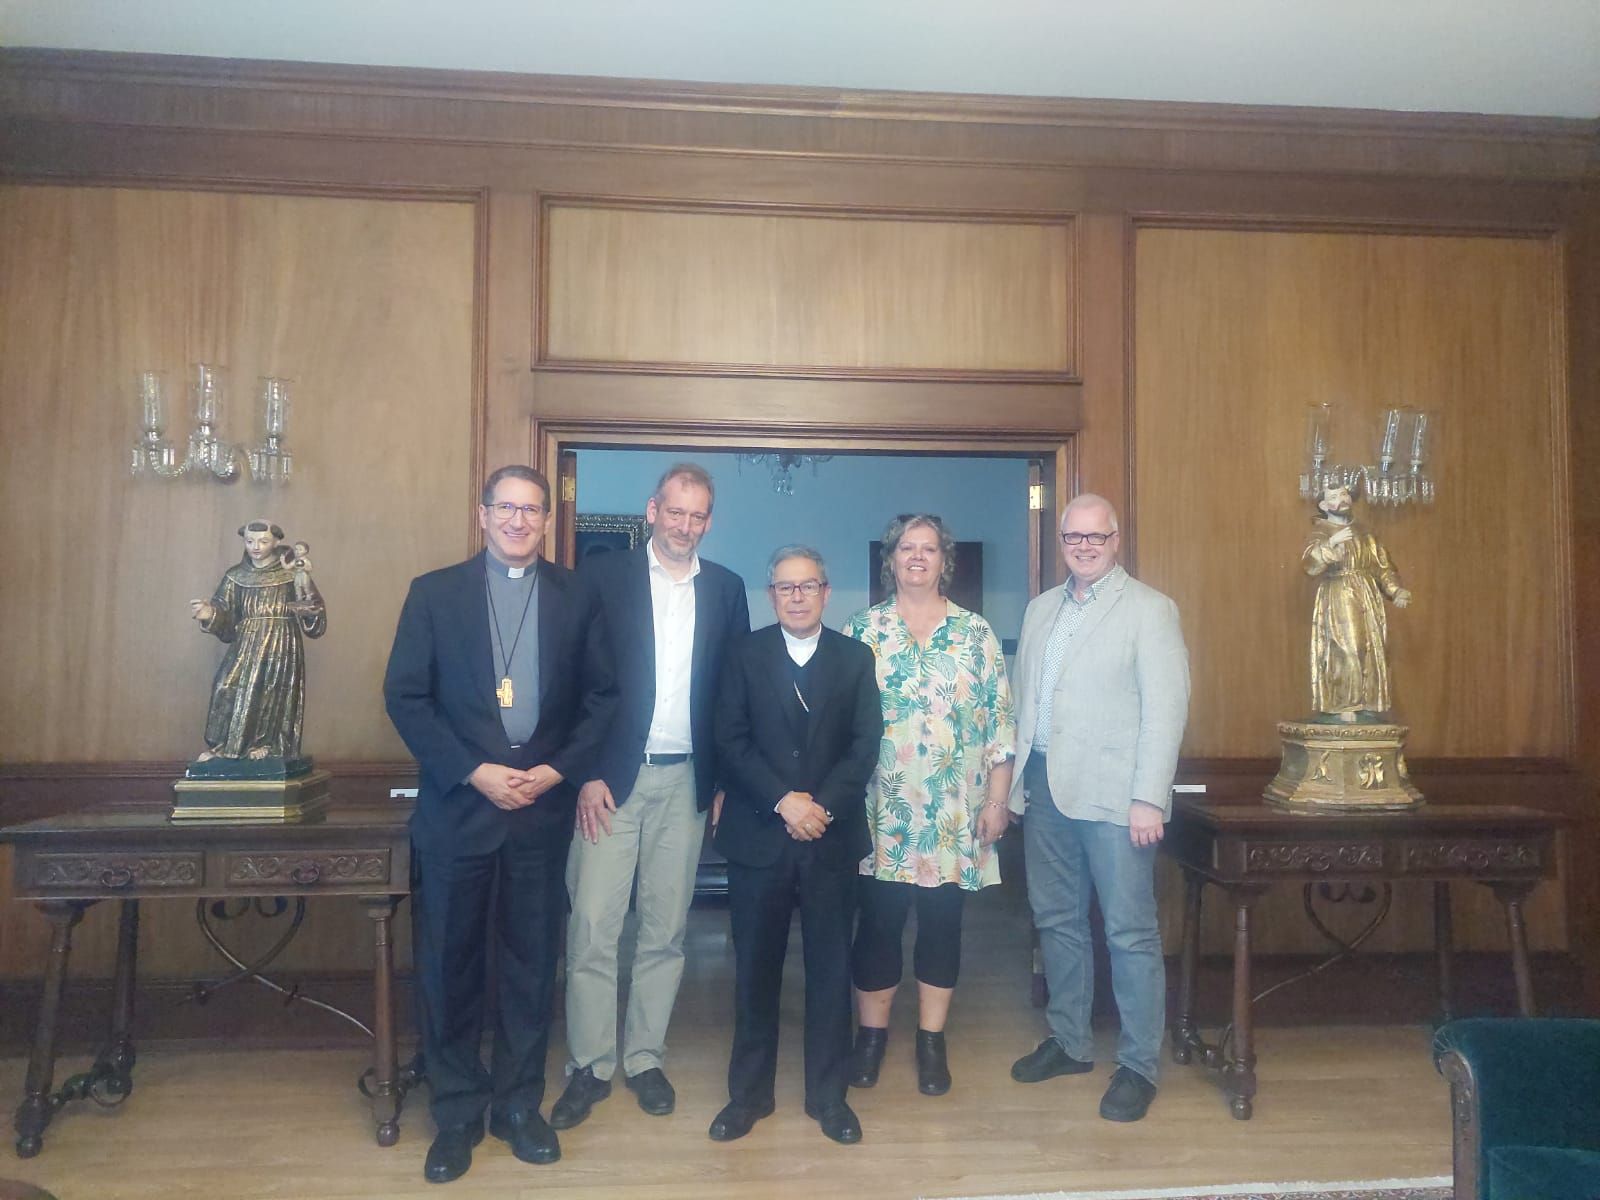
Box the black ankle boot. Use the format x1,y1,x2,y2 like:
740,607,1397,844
848,1026,889,1088
915,1029,951,1096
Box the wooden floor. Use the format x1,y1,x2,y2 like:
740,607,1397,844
0,887,1453,1200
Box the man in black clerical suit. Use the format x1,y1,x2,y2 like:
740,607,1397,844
708,545,883,1146
383,465,611,1184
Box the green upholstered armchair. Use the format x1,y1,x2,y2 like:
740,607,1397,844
1433,1018,1600,1200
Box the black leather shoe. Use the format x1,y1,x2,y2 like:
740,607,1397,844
847,1026,888,1088
625,1067,676,1115
423,1121,483,1184
550,1067,611,1130
707,1100,774,1142
1099,1066,1158,1122
915,1029,951,1096
1011,1037,1095,1083
804,1099,863,1145
489,1108,561,1165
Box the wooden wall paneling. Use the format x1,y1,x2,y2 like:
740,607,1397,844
1132,224,1569,762
1564,198,1600,1007
1074,212,1131,579
529,371,1083,433
2,50,1593,183
482,188,533,486
0,186,479,765
540,201,1076,377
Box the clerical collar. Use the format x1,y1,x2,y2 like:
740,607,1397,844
782,626,821,665
485,551,537,580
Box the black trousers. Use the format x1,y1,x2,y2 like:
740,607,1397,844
413,818,570,1129
725,842,855,1112
851,875,968,990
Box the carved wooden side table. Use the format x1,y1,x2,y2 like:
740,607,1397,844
1162,800,1563,1120
0,805,411,1158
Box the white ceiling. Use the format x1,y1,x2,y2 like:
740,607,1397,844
2,0,1597,120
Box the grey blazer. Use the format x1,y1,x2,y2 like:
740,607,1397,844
1007,567,1190,824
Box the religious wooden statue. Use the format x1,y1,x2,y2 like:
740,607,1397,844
188,519,327,763
1266,481,1422,811
1303,481,1412,721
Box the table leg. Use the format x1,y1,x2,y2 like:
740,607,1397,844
1171,869,1203,1065
1488,882,1537,1017
1433,881,1455,1024
13,900,89,1158
96,900,140,1100
361,895,402,1147
1225,887,1266,1120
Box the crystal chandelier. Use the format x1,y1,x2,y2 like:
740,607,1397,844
736,452,833,496
1298,404,1436,507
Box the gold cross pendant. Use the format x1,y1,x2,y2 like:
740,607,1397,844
496,677,514,708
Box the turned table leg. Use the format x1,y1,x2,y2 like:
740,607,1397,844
13,901,90,1158
1433,882,1455,1024
1171,869,1203,1065
1488,882,1538,1017
361,895,403,1147
1225,886,1267,1120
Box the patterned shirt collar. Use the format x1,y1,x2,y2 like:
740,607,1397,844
1067,562,1124,606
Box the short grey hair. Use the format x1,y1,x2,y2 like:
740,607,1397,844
1061,492,1119,534
767,544,828,586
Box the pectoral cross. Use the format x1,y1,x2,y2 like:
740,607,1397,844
496,677,515,708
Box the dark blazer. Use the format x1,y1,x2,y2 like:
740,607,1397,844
579,545,749,811
713,625,882,869
384,552,613,856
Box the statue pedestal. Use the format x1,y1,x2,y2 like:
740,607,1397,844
1264,721,1423,813
170,767,330,823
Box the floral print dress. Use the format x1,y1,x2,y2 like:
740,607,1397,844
844,600,1017,891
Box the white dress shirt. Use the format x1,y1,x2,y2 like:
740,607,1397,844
644,540,698,755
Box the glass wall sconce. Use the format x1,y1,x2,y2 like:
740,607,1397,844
1297,404,1437,507
247,376,294,483
130,364,294,483
129,370,185,479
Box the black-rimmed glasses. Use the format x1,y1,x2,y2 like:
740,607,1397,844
1061,531,1114,546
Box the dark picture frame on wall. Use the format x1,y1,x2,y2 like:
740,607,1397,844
576,513,648,561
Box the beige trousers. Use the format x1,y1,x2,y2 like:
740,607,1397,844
563,761,705,1081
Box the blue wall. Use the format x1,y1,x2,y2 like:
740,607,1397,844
576,449,1031,642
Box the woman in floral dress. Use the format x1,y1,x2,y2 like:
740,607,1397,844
843,513,1015,1096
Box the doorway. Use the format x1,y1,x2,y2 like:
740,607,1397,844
537,424,1075,643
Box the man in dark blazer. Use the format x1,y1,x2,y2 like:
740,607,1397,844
552,462,750,1130
384,465,611,1184
708,545,882,1146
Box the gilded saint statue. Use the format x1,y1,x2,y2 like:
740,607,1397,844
189,520,327,763
1304,482,1411,721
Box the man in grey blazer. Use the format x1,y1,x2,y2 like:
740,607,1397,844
1006,493,1189,1123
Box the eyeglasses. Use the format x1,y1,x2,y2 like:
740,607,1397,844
895,513,943,528
1061,531,1115,546
770,580,825,598
487,502,546,520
